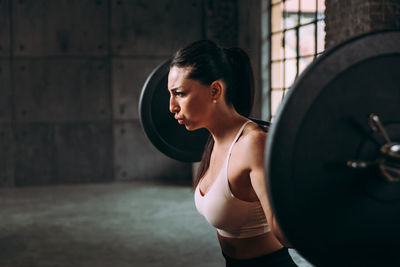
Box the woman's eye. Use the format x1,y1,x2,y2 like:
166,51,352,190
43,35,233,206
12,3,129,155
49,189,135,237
174,92,184,96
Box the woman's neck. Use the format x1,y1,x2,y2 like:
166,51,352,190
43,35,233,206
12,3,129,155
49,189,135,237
206,108,248,146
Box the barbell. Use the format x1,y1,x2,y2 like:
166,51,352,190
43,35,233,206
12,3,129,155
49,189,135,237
139,30,400,266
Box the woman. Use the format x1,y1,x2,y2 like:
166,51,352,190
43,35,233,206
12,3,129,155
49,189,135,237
168,40,296,267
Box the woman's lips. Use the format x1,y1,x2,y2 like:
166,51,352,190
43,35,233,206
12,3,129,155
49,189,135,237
175,115,184,124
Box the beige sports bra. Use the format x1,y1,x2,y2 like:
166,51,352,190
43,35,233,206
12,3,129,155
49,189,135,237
194,121,270,238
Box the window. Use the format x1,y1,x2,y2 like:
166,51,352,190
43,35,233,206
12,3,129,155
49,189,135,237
262,0,326,120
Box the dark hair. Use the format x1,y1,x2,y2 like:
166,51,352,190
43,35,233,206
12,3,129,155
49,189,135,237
170,40,255,189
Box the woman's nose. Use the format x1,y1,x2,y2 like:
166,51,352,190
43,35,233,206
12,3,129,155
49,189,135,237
169,97,180,114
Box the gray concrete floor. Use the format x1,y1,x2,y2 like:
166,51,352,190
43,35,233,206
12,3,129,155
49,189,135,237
0,181,312,267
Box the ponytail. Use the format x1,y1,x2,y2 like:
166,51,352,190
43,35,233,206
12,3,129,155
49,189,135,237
170,40,255,189
223,47,254,117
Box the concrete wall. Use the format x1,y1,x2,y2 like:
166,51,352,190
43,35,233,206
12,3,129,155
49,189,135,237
204,0,262,118
325,0,400,49
0,0,262,187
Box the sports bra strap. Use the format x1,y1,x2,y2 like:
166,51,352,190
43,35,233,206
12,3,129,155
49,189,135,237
227,120,253,156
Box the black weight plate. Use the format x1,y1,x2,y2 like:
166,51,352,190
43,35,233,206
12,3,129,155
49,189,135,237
265,31,400,266
138,59,209,162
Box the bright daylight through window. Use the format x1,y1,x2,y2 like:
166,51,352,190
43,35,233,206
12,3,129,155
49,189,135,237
267,0,326,119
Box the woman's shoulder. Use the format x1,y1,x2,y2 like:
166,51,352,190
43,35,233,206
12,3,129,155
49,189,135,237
238,122,268,158
243,121,268,142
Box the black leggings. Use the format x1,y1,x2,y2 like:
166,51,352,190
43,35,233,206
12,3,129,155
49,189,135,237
222,247,297,267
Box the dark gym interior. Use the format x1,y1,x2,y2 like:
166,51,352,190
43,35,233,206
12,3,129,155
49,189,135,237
0,0,399,266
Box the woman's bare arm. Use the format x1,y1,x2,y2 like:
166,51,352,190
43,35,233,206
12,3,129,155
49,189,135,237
245,129,293,248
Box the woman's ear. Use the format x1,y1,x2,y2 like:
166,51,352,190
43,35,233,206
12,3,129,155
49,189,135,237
210,80,225,102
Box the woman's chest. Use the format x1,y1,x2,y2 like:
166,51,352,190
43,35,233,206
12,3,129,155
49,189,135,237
200,152,248,195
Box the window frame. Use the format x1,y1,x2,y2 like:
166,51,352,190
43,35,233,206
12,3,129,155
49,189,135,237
264,0,325,120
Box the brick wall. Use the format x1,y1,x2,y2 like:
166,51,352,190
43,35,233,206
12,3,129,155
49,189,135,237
325,0,400,49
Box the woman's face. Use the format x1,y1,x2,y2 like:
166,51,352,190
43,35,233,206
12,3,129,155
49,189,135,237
168,66,213,131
